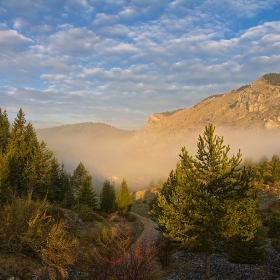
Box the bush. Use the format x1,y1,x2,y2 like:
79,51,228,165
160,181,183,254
40,222,78,277
156,237,173,268
46,204,65,222
72,203,96,221
0,195,53,254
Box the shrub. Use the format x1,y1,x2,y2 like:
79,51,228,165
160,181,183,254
72,203,96,221
0,195,53,254
156,237,173,268
40,221,78,278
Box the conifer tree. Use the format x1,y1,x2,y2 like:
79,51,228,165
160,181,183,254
1,109,40,195
154,124,260,280
76,171,98,210
59,164,74,208
115,178,132,214
100,179,116,212
0,108,10,154
71,162,87,195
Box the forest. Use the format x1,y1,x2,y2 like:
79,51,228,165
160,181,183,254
0,108,280,280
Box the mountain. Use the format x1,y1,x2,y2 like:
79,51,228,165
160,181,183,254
37,74,280,191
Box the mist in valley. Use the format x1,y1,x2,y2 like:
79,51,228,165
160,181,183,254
37,123,280,193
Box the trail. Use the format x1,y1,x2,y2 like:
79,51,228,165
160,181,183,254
131,212,162,244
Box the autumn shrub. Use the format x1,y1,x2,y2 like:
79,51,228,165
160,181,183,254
80,222,157,280
0,195,53,254
40,221,78,278
156,237,173,268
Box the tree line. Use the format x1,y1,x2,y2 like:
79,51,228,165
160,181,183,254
0,108,132,214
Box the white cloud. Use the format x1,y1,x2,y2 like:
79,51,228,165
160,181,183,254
92,13,118,26
0,30,33,53
119,7,138,19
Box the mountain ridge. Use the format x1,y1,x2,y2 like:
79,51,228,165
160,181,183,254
36,73,280,190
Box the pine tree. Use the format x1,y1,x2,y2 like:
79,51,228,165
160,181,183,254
100,179,116,212
59,164,74,208
155,124,260,280
1,110,40,196
71,162,87,196
76,171,98,210
150,170,177,223
115,178,132,214
0,108,10,154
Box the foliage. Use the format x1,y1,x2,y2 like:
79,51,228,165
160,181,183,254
0,108,10,154
157,108,183,116
71,162,87,195
150,170,177,223
201,93,224,102
78,221,155,280
263,73,280,86
72,203,96,221
236,84,250,91
115,178,132,214
0,195,53,254
0,109,69,206
40,222,78,274
268,209,280,238
100,179,116,212
76,171,98,210
155,237,173,268
154,124,260,279
228,230,267,264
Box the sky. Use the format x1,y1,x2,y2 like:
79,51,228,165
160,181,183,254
1,0,280,130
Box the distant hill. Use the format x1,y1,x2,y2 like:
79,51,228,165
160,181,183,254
37,73,280,191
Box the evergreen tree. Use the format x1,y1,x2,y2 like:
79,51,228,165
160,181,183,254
154,124,260,280
115,178,132,214
59,164,74,208
150,170,177,223
100,179,116,212
0,108,10,154
76,171,98,210
1,110,40,196
270,154,280,184
71,162,87,196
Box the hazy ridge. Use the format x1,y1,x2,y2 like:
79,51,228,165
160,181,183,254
37,74,280,191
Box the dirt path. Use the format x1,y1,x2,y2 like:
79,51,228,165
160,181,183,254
131,212,162,243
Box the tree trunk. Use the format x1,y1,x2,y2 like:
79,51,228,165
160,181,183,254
204,251,211,280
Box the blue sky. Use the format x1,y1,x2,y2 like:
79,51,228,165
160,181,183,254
1,0,280,130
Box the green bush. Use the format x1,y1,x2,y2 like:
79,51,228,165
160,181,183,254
46,204,64,222
72,203,96,221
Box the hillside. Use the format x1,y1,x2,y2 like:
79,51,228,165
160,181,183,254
37,74,280,190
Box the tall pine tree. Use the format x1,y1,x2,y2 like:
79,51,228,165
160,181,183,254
0,108,10,154
100,179,116,213
155,124,260,280
76,171,98,210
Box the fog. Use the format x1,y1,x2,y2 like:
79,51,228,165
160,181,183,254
37,124,280,193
